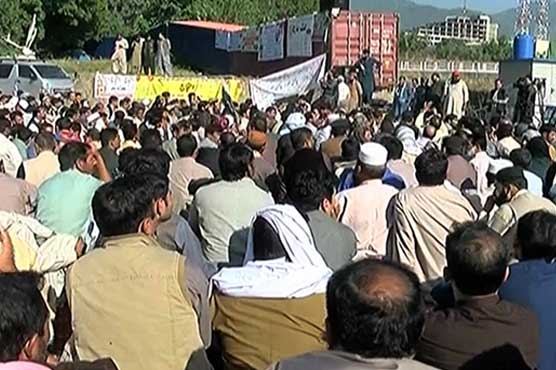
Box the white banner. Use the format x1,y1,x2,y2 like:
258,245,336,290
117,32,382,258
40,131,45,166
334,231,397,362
240,27,260,52
258,21,285,62
287,15,314,57
228,31,242,52
215,31,230,50
249,54,326,109
93,73,136,100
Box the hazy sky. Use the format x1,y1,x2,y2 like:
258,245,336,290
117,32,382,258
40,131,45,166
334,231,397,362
413,0,517,13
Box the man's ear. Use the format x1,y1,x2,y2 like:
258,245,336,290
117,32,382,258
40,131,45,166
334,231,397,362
154,197,168,219
19,333,40,361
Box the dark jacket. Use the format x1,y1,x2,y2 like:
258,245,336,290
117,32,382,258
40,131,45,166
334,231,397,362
416,295,539,370
500,260,556,370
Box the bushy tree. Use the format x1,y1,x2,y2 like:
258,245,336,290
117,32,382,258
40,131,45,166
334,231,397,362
0,0,44,56
40,0,111,54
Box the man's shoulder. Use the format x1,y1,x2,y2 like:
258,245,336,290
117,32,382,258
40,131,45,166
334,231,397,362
272,351,439,370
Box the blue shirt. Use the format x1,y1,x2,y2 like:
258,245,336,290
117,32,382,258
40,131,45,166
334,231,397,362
524,170,543,197
500,259,556,370
36,169,103,237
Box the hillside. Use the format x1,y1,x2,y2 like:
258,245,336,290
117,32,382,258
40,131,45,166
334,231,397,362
354,0,554,37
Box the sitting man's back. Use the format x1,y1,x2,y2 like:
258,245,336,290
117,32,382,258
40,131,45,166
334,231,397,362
67,173,207,370
416,222,539,370
270,259,438,370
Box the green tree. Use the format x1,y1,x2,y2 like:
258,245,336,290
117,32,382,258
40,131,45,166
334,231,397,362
0,0,44,56
399,31,430,59
41,0,111,54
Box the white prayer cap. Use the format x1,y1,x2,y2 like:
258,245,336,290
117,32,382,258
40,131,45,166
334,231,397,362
359,142,388,167
142,99,151,107
285,112,306,130
488,158,513,175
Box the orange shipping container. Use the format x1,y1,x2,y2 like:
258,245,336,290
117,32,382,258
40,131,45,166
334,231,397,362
330,11,399,89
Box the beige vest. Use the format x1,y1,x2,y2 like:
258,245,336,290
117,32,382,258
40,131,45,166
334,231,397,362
67,234,203,370
24,151,60,188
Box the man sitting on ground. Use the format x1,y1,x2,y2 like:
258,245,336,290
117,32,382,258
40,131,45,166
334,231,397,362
416,222,539,370
269,259,437,370
387,149,476,282
36,142,111,238
67,173,210,370
169,134,213,214
189,143,274,266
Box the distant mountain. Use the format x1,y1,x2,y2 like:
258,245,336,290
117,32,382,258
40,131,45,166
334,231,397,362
352,0,555,38
413,0,513,13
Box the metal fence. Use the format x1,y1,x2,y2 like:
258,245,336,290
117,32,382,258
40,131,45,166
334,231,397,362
399,60,499,75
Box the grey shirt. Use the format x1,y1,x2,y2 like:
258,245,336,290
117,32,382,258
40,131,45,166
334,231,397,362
269,350,440,370
306,210,356,271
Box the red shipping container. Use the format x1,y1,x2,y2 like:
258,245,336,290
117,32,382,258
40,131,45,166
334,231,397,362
330,11,399,89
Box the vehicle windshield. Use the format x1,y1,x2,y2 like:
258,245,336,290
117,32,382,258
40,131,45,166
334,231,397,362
34,65,69,79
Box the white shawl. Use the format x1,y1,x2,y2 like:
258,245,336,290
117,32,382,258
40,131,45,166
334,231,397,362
212,204,332,298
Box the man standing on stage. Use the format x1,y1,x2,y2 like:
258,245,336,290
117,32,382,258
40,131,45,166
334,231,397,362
356,49,381,105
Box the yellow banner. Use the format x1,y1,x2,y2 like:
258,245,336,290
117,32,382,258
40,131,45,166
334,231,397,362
134,76,247,102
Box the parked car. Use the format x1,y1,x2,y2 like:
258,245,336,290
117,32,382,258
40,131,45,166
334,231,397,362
0,58,74,97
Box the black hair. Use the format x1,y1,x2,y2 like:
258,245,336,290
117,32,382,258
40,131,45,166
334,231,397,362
326,259,425,358
0,272,48,362
219,143,253,182
58,141,89,171
249,114,268,133
377,134,403,160
86,128,100,141
57,117,72,131
176,134,197,158
341,137,360,161
496,123,513,140
121,120,138,141
527,137,550,159
13,125,32,142
93,173,169,237
283,149,336,213
518,211,556,261
119,148,171,177
34,133,56,151
220,132,237,148
331,120,350,137
446,222,509,296
415,148,448,186
100,128,119,148
140,129,162,150
443,136,467,156
510,149,532,168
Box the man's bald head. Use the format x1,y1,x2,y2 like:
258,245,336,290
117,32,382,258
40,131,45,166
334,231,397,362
326,259,425,359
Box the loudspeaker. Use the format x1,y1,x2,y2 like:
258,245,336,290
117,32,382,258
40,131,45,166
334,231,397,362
320,0,349,11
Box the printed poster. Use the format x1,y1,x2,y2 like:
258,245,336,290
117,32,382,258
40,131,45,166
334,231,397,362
240,27,260,52
258,21,285,62
93,73,136,99
287,15,314,57
228,31,242,52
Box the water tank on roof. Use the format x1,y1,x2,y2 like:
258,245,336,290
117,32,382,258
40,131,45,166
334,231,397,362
514,34,535,60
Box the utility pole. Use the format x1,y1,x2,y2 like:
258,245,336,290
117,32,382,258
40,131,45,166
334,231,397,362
515,0,532,35
536,0,550,40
